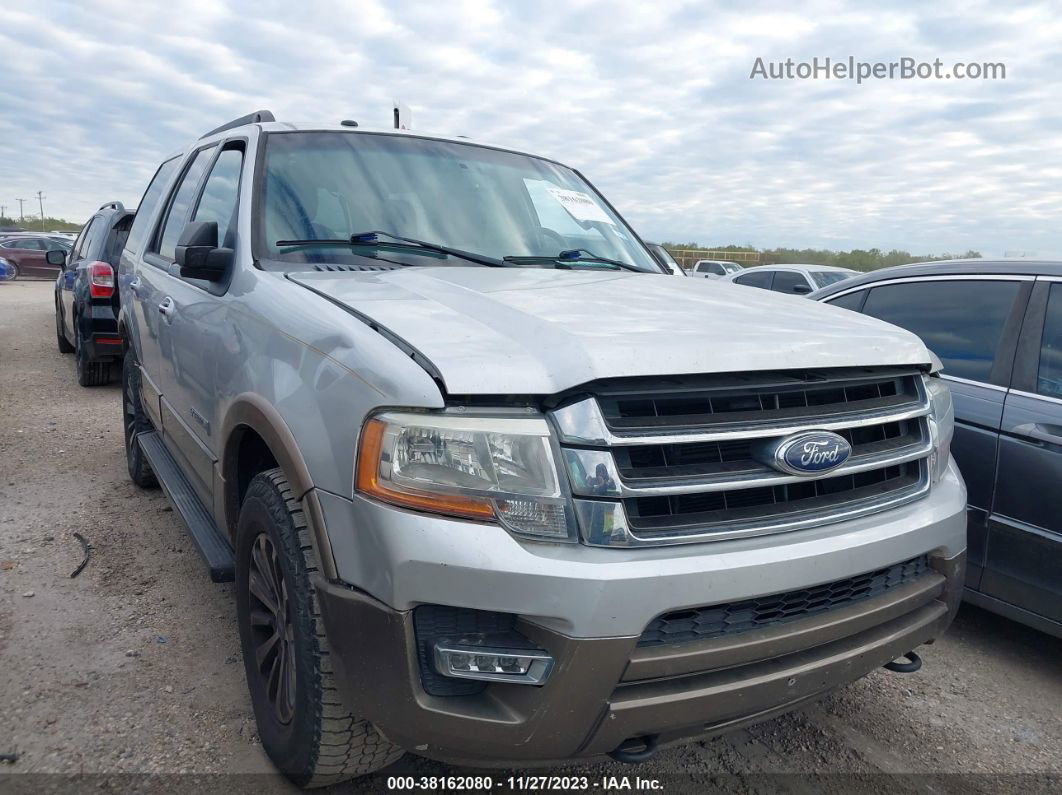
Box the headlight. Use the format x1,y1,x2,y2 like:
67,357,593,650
356,411,574,541
923,375,954,483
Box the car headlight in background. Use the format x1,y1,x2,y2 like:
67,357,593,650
356,412,574,541
923,374,954,483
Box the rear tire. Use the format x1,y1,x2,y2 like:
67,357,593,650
236,469,403,787
56,304,74,353
9,264,18,281
122,354,158,488
75,320,111,386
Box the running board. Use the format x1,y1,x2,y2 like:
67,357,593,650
137,430,235,582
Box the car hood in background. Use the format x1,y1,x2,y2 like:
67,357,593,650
289,267,930,395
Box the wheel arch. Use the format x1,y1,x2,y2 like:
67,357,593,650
219,394,336,579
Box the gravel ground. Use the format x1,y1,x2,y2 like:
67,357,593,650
1,279,1060,794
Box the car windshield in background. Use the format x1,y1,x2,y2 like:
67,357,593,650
257,132,659,272
723,262,741,273
812,270,854,287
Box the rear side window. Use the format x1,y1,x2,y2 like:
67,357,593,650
75,218,102,260
125,157,180,256
156,146,217,261
1038,283,1062,398
827,289,866,312
192,147,244,249
771,271,811,294
734,270,773,289
861,280,1021,383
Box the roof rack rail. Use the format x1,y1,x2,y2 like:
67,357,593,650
200,110,276,140
98,200,126,212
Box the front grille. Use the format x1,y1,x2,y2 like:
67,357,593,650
553,366,933,547
626,462,920,532
615,419,914,483
639,556,930,647
597,367,919,433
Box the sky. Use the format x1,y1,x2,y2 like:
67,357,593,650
2,0,1061,257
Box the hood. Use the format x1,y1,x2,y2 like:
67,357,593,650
289,267,930,395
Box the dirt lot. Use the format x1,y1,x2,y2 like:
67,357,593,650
1,278,1060,793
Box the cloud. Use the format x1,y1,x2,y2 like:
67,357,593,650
1,0,1059,256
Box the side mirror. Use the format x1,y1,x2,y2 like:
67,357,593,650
46,249,66,267
175,221,231,281
793,283,812,295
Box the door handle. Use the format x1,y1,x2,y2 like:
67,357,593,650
1013,422,1062,446
158,297,175,318
128,277,142,295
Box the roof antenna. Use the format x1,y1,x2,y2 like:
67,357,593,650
393,100,412,130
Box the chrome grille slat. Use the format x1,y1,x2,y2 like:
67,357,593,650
555,367,934,547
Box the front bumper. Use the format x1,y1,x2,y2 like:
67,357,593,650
314,460,966,763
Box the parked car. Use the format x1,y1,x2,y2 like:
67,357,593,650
722,264,859,295
54,201,135,386
812,259,1061,638
644,242,686,276
0,257,16,281
119,111,965,786
0,234,71,279
691,259,742,278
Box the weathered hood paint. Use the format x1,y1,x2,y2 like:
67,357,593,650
290,267,930,395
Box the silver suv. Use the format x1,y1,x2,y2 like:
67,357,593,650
118,111,967,786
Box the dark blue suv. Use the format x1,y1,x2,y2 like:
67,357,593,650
54,201,134,386
813,260,1062,638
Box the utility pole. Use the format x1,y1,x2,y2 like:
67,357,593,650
0,204,6,222
36,191,46,231
16,198,26,222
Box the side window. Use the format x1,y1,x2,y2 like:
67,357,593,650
70,224,90,259
191,147,244,249
771,271,811,294
75,219,102,260
708,263,725,275
155,146,217,261
734,270,773,289
827,289,866,312
695,263,707,273
861,280,1021,383
126,158,180,257
1038,283,1062,398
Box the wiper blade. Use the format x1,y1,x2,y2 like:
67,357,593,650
503,248,642,272
275,231,509,268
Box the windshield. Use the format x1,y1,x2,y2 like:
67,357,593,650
256,131,659,272
812,270,855,288
723,262,741,273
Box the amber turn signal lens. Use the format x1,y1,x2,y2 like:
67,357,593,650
355,418,495,520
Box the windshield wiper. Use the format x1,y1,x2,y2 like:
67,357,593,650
502,248,643,272
275,231,509,268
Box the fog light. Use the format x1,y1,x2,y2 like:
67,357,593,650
434,643,554,685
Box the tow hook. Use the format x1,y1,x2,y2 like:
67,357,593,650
883,650,922,673
608,735,660,764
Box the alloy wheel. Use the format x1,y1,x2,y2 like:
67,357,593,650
247,533,297,725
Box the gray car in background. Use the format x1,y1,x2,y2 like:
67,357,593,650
813,260,1062,638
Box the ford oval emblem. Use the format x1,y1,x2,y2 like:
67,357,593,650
764,431,852,476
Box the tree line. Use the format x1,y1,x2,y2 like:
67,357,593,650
662,243,982,271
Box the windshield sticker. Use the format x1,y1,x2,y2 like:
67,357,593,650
546,188,615,225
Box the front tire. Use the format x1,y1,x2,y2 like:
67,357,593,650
122,354,158,488
236,469,403,787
